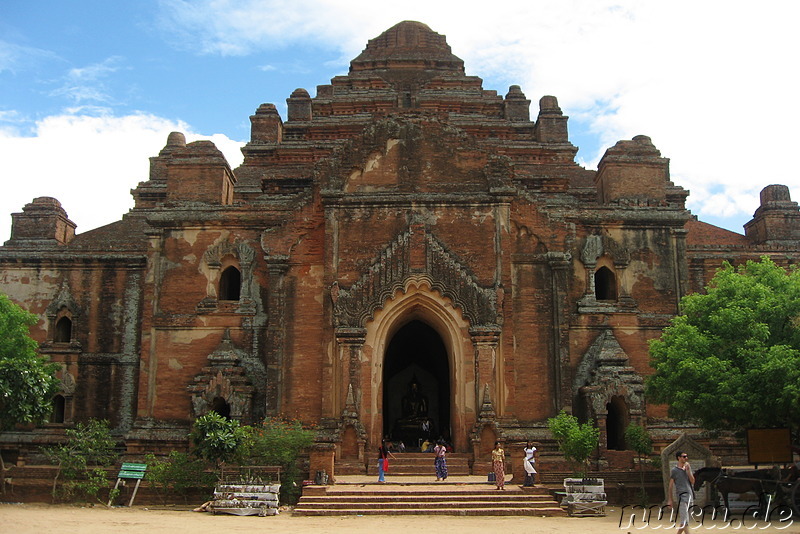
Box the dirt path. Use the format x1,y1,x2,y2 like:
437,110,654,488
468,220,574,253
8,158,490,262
1,503,798,533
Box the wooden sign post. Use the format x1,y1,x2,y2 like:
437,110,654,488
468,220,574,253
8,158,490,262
108,462,147,507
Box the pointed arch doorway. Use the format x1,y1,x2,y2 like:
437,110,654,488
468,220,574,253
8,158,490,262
383,320,451,449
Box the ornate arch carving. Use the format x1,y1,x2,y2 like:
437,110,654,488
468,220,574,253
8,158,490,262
578,234,636,310
331,226,500,329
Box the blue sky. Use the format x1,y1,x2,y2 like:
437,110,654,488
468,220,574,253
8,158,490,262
2,1,799,241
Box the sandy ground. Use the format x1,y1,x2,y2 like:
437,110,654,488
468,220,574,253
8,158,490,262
1,503,799,534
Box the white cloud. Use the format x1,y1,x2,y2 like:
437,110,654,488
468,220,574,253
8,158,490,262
0,113,244,242
153,0,800,232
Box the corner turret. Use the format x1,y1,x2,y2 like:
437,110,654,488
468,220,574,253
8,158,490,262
249,103,283,144
534,96,568,143
287,88,312,122
503,85,531,122
595,135,670,204
166,140,236,205
6,197,76,246
744,185,800,244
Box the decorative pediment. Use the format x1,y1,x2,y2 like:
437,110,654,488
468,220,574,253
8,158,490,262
46,281,82,318
188,330,256,422
573,329,645,416
203,239,255,268
331,225,500,328
580,233,630,268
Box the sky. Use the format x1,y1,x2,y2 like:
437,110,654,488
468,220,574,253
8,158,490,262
2,1,799,242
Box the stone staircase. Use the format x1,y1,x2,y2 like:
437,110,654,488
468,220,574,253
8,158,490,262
294,453,564,516
294,483,565,516
365,452,471,476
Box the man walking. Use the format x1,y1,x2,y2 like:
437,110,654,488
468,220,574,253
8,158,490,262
668,451,695,533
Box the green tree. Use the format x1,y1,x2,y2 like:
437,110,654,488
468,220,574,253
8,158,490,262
43,419,119,503
0,292,60,492
547,410,599,477
190,412,248,473
625,423,653,504
647,257,800,433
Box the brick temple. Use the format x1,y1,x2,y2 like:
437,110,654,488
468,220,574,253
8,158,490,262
2,21,800,475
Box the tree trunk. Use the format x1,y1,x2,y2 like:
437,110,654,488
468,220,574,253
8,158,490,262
0,453,7,494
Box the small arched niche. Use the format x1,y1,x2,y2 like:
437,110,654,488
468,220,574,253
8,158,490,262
594,266,617,301
54,316,72,343
219,266,241,301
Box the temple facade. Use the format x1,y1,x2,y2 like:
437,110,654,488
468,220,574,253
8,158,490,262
2,21,800,473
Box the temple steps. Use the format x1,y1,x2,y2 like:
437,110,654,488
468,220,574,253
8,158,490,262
294,481,565,516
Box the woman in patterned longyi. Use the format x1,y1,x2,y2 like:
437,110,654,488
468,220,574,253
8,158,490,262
491,441,505,490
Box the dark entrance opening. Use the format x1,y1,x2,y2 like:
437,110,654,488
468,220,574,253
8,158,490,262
383,320,450,450
211,396,231,419
606,395,628,450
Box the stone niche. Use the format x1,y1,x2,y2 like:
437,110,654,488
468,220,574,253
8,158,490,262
661,434,713,506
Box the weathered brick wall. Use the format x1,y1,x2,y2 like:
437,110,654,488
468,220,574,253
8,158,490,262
3,21,800,471
0,258,143,428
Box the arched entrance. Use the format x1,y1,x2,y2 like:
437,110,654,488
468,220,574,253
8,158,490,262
382,320,451,449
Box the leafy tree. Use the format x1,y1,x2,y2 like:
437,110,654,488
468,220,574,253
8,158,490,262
0,292,60,492
190,412,248,473
240,417,315,504
647,257,800,434
625,423,653,504
547,410,599,477
43,419,119,503
241,417,315,467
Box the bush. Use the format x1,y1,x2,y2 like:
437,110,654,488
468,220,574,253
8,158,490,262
189,412,248,471
144,451,215,504
240,417,314,504
188,413,315,504
43,419,119,503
